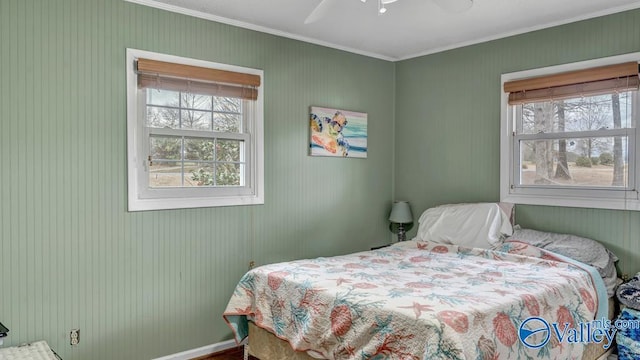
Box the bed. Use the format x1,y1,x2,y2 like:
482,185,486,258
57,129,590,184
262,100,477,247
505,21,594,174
223,203,618,360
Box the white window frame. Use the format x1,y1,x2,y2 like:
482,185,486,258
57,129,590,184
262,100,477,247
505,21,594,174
500,52,640,211
126,48,264,211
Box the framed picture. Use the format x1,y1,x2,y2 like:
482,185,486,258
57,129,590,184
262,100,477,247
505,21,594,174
309,106,368,158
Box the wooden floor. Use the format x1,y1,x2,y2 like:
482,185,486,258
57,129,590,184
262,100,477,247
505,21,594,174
192,346,259,360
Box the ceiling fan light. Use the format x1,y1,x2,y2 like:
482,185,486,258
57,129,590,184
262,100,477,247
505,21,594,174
378,0,390,14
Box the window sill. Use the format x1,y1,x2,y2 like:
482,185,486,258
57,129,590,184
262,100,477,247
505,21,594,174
128,194,264,211
501,193,640,211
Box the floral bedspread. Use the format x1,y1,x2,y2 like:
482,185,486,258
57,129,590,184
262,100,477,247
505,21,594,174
223,240,598,360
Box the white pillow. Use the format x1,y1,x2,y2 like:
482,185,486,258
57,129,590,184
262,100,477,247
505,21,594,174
414,203,513,249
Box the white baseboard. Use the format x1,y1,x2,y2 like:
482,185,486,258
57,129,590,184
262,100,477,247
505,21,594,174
153,339,238,360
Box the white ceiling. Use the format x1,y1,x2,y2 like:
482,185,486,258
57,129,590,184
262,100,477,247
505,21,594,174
128,0,640,61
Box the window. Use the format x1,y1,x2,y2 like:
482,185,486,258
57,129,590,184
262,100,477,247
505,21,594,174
126,49,264,211
500,54,640,210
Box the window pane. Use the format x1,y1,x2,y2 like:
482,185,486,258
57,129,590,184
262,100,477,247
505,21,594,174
150,136,182,160
185,163,213,187
147,106,179,128
519,136,628,187
181,110,212,130
147,89,179,107
213,113,241,133
214,97,241,113
216,163,241,186
149,161,182,188
217,140,241,162
517,92,634,135
180,93,212,110
184,138,214,161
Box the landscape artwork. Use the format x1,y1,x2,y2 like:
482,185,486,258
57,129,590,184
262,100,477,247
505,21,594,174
309,106,367,158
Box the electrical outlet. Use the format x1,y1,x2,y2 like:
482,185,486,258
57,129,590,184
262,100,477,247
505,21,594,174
248,261,255,270
70,329,80,346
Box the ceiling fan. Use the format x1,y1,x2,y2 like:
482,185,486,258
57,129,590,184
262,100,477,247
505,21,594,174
304,0,473,24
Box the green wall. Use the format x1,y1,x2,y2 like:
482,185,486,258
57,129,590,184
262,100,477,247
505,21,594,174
0,0,395,359
3,0,640,358
395,10,640,275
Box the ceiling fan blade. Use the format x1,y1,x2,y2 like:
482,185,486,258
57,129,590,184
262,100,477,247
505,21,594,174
304,0,339,24
432,0,473,13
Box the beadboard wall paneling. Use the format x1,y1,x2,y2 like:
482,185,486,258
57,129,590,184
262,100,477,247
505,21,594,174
394,9,640,275
0,0,395,359
515,205,640,277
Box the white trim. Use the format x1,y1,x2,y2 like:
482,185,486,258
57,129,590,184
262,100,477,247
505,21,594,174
501,193,640,211
148,128,250,141
123,0,396,62
124,0,640,62
500,52,640,211
126,48,265,211
516,128,631,141
501,52,640,83
152,339,237,360
398,2,640,61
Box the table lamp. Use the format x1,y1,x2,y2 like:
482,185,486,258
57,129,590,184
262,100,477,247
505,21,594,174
389,201,413,242
0,321,8,346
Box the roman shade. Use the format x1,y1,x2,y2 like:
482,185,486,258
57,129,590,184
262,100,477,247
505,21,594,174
136,58,260,100
504,62,640,105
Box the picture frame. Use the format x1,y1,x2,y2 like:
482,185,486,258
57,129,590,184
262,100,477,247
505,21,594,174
309,106,368,158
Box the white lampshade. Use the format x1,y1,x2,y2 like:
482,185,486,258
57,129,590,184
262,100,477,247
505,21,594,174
389,201,413,224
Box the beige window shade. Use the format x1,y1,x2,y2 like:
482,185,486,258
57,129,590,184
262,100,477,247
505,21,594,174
504,62,639,105
136,58,260,100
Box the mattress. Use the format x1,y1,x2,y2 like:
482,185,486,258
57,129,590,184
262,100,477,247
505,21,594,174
247,300,615,360
225,240,608,359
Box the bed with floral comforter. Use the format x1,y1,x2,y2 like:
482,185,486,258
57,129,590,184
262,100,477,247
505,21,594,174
223,240,602,360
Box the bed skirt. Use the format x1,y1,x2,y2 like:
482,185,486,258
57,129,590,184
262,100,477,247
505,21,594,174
246,298,616,360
